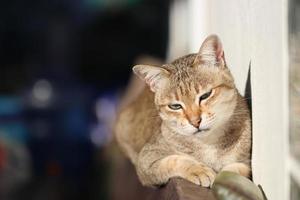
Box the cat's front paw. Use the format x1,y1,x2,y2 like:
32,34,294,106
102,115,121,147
181,165,216,187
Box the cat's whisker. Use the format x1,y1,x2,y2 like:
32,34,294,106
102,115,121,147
116,34,252,187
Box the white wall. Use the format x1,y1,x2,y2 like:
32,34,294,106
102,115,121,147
187,0,289,199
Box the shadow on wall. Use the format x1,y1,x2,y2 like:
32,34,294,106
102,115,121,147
244,62,252,180
244,62,252,114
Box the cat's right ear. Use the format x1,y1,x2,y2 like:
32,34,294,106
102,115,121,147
194,34,226,68
132,65,170,92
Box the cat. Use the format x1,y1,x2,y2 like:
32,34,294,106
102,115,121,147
115,34,251,187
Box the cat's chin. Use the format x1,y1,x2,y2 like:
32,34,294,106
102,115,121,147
167,124,212,137
177,128,211,136
175,129,211,137
193,129,210,136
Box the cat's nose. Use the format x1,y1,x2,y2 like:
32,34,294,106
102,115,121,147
190,118,201,128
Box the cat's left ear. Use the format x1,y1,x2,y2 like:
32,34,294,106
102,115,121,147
194,34,226,68
132,65,170,92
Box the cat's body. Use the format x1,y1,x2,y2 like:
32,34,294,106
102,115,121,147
115,35,251,187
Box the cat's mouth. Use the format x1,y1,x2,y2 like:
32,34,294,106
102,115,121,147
194,128,210,134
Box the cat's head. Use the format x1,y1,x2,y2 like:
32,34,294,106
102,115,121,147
133,35,238,136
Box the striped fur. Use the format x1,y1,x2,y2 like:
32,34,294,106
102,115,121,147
115,35,251,187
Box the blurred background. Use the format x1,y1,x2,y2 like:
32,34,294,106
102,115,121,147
1,0,300,200
0,0,170,199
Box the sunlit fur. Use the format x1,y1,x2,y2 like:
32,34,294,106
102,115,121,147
115,35,251,188
156,54,236,137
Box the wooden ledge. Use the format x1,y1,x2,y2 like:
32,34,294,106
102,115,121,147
151,178,216,200
111,158,216,200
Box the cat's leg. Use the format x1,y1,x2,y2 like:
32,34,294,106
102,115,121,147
137,154,216,187
221,162,251,177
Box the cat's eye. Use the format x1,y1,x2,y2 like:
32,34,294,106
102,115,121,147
199,90,213,102
168,104,182,110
